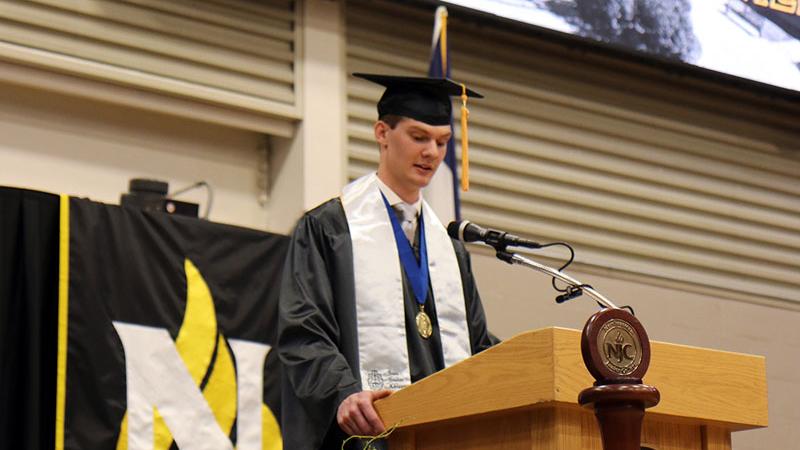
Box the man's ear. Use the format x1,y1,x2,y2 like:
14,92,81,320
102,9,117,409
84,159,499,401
374,121,390,149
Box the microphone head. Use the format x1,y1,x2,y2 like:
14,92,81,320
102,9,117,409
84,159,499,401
447,220,483,243
446,221,462,240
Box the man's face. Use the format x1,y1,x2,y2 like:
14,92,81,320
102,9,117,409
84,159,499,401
375,118,452,196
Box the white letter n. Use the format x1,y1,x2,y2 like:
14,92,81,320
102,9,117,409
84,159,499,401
113,322,233,450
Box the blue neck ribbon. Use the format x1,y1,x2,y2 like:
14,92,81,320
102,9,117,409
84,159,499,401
381,194,428,306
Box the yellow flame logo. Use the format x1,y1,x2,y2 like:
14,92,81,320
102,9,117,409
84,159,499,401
116,259,281,449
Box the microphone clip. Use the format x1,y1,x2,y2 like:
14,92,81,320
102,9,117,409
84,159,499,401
483,229,512,252
495,247,514,264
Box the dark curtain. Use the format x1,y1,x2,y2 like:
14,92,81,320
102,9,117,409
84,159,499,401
0,187,60,449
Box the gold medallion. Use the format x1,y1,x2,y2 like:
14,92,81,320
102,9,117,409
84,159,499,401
416,308,433,339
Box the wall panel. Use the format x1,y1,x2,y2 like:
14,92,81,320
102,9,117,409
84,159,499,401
0,0,299,133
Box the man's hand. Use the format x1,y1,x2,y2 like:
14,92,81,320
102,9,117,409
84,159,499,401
337,389,393,436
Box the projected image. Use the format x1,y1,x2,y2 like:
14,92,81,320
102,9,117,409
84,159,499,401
445,0,800,93
568,0,699,61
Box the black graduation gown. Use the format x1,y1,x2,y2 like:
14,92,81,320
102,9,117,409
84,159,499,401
278,198,494,450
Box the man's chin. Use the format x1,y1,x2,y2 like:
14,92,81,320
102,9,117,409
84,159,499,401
413,168,437,184
414,174,434,189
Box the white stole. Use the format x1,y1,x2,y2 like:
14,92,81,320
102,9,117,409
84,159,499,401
341,173,471,391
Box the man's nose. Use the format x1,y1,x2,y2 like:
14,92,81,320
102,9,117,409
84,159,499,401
421,140,437,157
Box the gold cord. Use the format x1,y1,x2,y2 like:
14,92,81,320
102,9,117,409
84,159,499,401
440,9,448,73
341,422,402,450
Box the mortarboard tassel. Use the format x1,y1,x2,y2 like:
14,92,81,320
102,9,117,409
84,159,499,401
440,9,448,72
460,83,470,192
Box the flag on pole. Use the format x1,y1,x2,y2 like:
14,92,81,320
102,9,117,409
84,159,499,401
422,6,461,224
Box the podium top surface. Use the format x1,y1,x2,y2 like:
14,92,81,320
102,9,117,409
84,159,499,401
375,327,768,430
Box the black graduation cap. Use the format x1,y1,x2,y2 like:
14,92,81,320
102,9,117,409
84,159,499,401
353,73,482,126
353,73,482,191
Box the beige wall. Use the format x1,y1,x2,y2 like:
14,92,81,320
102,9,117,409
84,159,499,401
0,81,273,230
471,249,799,450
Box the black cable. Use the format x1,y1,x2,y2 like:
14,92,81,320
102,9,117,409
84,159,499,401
529,241,633,312
536,241,575,293
534,241,597,305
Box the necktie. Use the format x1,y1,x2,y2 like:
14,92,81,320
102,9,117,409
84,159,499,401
393,203,417,244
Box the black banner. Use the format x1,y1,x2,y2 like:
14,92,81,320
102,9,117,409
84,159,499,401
0,187,60,450
0,187,289,449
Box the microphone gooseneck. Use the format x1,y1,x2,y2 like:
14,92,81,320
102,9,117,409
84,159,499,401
447,219,619,310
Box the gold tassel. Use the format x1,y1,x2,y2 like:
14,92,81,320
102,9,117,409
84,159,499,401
440,9,448,73
341,421,403,450
460,83,470,192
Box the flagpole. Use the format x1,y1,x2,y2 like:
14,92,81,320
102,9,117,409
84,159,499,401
424,5,462,223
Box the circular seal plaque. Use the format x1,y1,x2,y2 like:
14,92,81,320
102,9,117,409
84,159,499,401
597,319,643,376
581,308,650,383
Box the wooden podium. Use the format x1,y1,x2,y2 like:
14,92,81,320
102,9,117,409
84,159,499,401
374,327,767,450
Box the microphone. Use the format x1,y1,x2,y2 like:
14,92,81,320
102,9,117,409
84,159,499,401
447,220,541,249
555,287,584,303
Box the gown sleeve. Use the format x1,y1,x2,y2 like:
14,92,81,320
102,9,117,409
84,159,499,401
278,211,361,450
453,240,499,354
